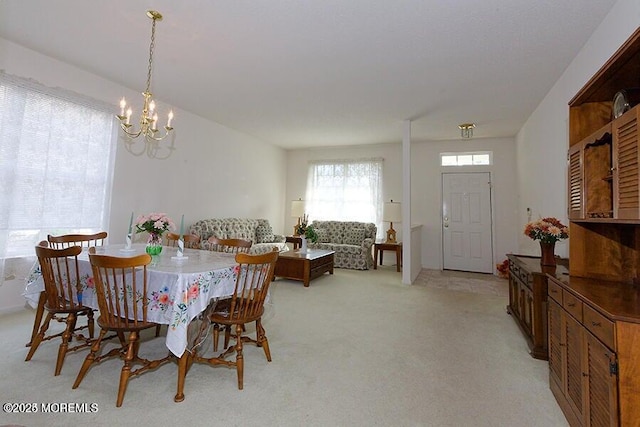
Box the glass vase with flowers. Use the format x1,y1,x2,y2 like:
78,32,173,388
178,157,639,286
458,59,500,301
135,213,175,255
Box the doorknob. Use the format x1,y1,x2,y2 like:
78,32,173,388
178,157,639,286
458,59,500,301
443,216,449,228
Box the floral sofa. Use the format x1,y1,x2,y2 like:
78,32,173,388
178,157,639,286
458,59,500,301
189,218,287,254
308,220,376,270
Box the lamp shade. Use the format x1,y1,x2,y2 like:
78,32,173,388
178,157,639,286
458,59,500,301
383,201,402,223
291,199,305,218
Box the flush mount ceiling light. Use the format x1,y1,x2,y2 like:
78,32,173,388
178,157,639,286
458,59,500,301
458,123,475,139
117,10,175,159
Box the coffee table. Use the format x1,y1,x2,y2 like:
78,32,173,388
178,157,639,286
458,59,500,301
274,249,335,287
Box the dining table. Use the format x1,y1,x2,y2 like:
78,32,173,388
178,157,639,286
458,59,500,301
23,243,239,402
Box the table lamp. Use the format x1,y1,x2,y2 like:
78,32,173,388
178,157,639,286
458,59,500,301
383,200,401,243
291,199,305,235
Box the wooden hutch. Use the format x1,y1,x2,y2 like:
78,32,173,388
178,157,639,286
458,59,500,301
548,27,640,426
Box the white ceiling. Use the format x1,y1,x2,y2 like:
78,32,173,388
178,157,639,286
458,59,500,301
0,1,616,149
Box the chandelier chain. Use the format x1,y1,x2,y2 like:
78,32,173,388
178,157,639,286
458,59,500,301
146,17,157,94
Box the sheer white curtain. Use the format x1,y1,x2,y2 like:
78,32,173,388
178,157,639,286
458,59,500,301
305,158,384,238
0,72,116,280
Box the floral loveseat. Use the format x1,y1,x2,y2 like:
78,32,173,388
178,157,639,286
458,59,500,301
308,220,376,270
189,218,287,254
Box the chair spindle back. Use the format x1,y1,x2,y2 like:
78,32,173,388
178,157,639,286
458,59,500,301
48,231,108,249
166,232,201,249
228,250,279,321
207,237,252,254
88,248,152,327
35,241,83,311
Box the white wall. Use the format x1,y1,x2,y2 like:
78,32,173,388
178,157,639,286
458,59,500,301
0,38,287,313
286,138,518,272
410,138,518,270
516,0,640,258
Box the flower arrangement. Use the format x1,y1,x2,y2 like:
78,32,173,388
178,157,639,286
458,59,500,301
524,217,569,243
295,214,318,243
135,213,175,236
496,259,509,279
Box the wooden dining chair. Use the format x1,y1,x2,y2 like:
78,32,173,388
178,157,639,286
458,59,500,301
186,249,279,390
27,232,107,347
207,236,252,254
25,242,94,376
166,232,201,249
72,248,172,407
47,231,108,249
206,237,253,347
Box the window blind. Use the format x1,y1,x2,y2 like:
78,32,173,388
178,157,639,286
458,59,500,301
0,72,116,262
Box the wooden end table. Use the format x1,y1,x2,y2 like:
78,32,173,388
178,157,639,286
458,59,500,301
285,235,302,250
274,249,334,287
374,242,402,272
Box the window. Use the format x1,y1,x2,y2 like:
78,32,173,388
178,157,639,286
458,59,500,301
0,72,116,263
441,151,492,166
305,158,383,237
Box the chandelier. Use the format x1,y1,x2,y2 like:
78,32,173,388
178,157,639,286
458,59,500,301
117,10,174,159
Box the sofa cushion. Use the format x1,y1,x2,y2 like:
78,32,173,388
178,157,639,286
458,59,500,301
225,219,255,240
344,228,366,245
255,224,275,243
315,228,331,243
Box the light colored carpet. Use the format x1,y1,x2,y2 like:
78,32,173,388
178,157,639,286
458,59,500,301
0,267,567,427
415,269,509,297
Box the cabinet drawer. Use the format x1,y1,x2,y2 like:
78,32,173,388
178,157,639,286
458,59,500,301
517,266,530,284
583,304,615,350
548,280,563,304
563,290,583,321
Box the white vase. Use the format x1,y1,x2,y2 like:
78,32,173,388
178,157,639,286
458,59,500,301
300,236,308,253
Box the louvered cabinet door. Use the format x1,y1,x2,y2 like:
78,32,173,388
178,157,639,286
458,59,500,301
584,332,618,427
522,284,534,334
568,143,584,219
613,107,639,219
508,271,520,318
548,300,564,389
565,313,587,422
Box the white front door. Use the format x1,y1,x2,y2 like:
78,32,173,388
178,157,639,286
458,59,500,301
442,172,493,273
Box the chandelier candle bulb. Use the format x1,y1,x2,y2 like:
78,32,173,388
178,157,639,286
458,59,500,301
167,110,173,128
120,98,126,116
126,108,132,125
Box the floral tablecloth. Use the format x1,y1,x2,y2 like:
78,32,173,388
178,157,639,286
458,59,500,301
24,244,238,357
